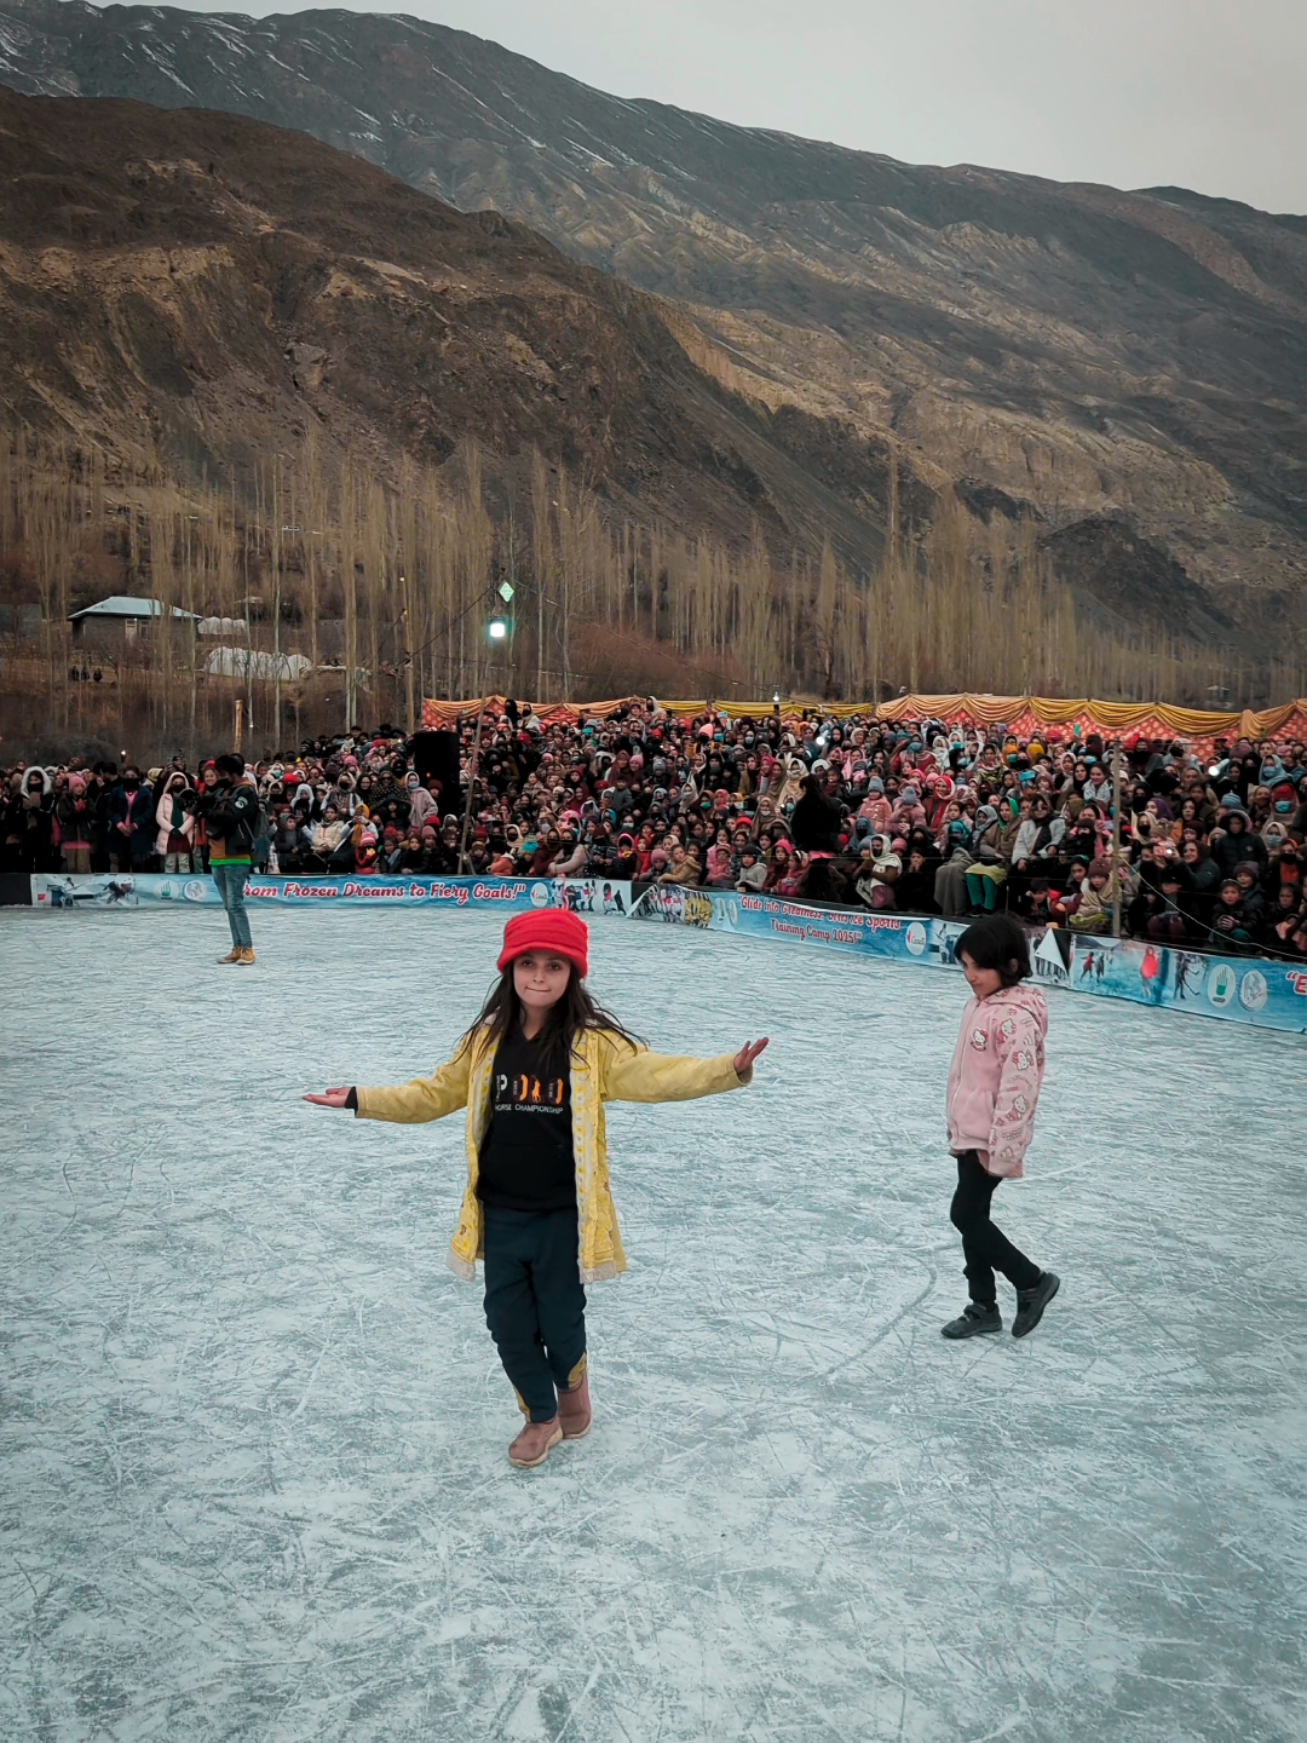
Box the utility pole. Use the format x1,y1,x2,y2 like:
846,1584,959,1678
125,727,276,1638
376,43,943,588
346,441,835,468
401,574,416,736
457,600,511,868
458,693,489,872
1111,739,1123,939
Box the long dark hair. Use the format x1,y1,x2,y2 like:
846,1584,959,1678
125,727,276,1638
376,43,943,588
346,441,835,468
458,965,643,1073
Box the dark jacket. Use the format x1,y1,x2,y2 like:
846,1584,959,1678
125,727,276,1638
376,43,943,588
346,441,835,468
107,782,155,854
1210,819,1267,879
1208,896,1257,952
207,781,262,859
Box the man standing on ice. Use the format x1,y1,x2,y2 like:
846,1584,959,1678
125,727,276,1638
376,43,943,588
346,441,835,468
204,753,261,965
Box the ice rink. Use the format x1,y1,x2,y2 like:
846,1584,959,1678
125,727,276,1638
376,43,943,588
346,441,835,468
3,906,1305,1743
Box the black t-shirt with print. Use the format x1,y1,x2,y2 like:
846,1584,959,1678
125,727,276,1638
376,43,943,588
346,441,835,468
477,1028,576,1212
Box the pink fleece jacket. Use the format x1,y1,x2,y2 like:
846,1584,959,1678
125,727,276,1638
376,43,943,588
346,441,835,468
945,982,1047,1178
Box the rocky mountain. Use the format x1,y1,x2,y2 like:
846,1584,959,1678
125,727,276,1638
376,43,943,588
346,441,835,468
0,86,902,563
3,0,1307,648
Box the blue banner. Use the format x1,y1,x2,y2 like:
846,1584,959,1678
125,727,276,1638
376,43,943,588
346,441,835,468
31,872,634,918
631,886,1307,1034
28,872,1305,1032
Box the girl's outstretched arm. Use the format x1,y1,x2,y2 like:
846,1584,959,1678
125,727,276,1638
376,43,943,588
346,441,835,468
734,1038,770,1077
601,1034,768,1103
303,1048,473,1125
304,1087,354,1108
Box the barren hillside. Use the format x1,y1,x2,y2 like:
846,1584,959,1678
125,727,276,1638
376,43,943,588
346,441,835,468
0,85,910,566
3,0,1306,648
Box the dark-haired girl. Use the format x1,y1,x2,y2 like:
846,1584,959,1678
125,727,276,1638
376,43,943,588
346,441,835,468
941,915,1059,1341
306,910,768,1469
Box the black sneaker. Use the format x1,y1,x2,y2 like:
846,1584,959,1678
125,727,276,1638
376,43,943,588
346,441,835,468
941,1302,1002,1339
1012,1272,1060,1339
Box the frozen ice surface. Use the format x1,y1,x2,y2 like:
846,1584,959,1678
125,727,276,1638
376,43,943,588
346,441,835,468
2,906,1305,1743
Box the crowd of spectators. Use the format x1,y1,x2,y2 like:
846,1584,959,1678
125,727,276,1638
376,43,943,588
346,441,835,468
4,699,1306,959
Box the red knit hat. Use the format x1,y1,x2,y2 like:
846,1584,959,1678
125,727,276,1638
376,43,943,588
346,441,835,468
497,909,589,979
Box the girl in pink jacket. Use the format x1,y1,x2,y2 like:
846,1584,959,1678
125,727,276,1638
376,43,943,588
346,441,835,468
942,915,1060,1340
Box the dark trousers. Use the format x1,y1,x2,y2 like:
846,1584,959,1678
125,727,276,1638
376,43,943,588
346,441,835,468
482,1204,586,1421
950,1151,1041,1306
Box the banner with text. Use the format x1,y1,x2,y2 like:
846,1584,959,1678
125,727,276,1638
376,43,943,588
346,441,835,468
631,886,1307,1033
27,873,1304,1032
30,873,634,919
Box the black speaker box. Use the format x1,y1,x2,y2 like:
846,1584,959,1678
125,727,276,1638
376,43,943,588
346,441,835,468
411,730,462,814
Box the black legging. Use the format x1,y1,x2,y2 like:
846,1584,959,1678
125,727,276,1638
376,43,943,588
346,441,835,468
949,1151,1040,1306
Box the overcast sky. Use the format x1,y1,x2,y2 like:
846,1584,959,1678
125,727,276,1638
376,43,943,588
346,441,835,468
159,0,1305,213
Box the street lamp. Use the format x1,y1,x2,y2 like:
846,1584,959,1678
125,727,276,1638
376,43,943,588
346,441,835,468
459,608,512,870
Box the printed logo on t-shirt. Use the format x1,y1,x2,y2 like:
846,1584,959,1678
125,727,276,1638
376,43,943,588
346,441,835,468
494,1072,566,1112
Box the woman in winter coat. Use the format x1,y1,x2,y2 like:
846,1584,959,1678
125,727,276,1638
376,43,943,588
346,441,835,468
1178,837,1221,927
11,767,57,872
962,805,1008,914
854,835,900,910
154,772,196,871
405,772,440,833
1210,810,1268,881
933,820,975,919
55,773,94,873
310,804,348,866
775,755,808,814
1061,803,1103,868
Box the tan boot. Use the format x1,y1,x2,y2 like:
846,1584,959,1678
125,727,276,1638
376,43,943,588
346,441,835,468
508,1416,562,1469
237,947,256,964
217,947,242,963
557,1372,591,1440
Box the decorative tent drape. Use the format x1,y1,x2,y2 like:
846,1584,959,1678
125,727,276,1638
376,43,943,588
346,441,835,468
424,693,1307,751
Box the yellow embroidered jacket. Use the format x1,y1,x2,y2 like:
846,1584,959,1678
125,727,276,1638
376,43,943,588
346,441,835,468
356,1026,749,1283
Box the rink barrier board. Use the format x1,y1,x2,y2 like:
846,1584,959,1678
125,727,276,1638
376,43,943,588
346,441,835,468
28,870,636,919
630,885,1307,1035
25,873,1306,1034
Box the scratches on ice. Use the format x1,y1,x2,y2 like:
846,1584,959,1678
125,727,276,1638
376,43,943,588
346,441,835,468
1,906,1303,1740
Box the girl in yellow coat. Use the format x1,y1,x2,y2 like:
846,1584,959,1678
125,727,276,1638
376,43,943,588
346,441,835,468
306,909,768,1469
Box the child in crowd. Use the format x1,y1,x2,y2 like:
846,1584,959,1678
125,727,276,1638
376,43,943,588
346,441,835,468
1068,858,1119,933
735,843,768,892
306,910,768,1469
942,915,1060,1340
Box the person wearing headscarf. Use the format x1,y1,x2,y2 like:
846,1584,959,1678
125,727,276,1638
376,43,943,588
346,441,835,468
55,772,94,873
154,772,196,872
963,805,1007,914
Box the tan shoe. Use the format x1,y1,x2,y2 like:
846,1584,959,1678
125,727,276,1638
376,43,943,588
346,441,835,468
508,1416,562,1469
557,1372,591,1440
217,947,242,963
237,947,256,964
